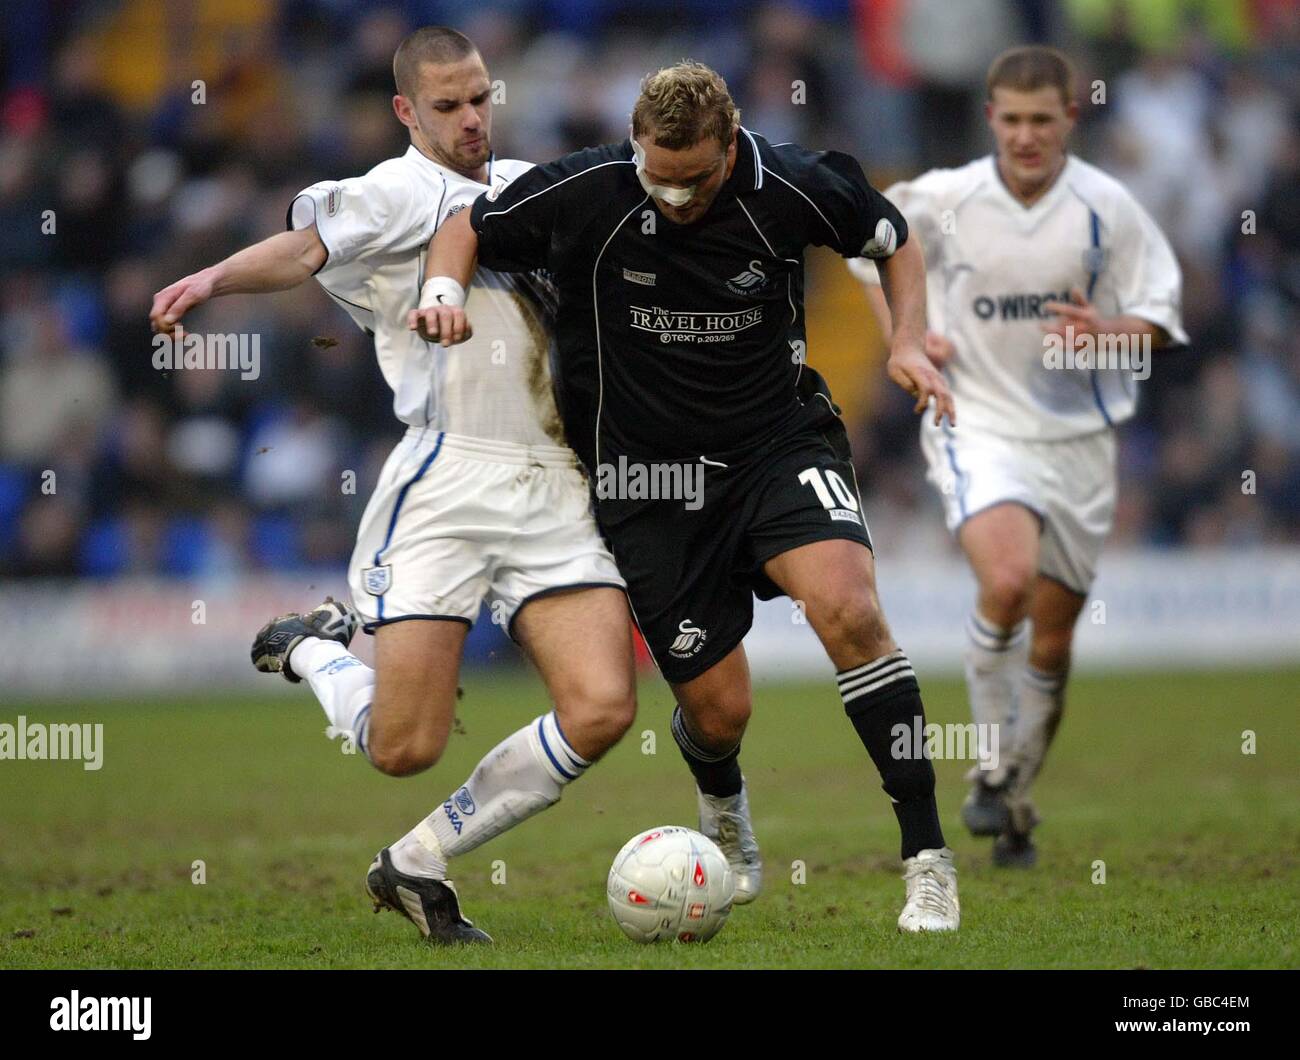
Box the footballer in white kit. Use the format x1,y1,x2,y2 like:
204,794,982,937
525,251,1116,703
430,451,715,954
288,136,621,635
150,27,636,943
855,46,1186,867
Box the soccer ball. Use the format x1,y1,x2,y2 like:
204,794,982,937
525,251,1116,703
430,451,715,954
606,825,735,943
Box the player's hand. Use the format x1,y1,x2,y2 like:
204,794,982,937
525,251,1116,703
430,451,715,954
407,305,473,345
887,340,957,427
150,271,215,335
923,330,956,369
1041,287,1102,347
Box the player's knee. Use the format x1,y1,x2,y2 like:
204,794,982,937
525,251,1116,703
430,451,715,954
366,726,447,778
982,565,1035,621
1030,629,1073,674
683,692,751,750
555,679,637,756
813,588,891,656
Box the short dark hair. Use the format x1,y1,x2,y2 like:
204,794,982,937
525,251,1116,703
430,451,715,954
986,46,1076,106
393,26,478,98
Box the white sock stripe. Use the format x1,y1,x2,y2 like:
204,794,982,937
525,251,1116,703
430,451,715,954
966,617,1012,652
1025,667,1065,692
840,667,918,704
839,658,915,694
548,711,590,770
837,650,908,684
969,612,1012,640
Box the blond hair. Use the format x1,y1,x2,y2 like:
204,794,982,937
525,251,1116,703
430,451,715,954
631,61,739,150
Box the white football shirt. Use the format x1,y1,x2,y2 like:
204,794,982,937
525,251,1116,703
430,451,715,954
289,146,565,445
851,154,1188,440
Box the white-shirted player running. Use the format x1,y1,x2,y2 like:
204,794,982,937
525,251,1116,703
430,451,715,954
149,26,635,941
854,46,1186,866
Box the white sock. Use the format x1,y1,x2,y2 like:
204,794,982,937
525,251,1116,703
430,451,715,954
289,636,375,758
963,611,1028,788
390,711,589,878
1010,665,1066,794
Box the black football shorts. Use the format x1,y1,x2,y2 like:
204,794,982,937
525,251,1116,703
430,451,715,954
595,421,873,683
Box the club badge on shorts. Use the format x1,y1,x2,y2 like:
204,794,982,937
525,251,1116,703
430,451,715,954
668,619,707,659
362,564,392,596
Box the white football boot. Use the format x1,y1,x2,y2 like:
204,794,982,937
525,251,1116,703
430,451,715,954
697,781,763,904
898,847,960,932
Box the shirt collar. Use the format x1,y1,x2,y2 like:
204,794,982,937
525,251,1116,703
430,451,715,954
730,126,765,194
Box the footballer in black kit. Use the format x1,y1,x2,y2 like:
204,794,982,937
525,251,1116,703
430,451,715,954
416,60,961,931
468,127,899,682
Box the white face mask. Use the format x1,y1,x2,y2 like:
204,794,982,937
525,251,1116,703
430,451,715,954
631,138,697,207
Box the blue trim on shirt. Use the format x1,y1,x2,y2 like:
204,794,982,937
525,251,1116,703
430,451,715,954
1086,209,1114,428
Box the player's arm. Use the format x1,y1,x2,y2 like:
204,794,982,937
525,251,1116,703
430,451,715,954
1041,290,1173,347
876,235,955,427
407,207,478,345
857,260,955,369
1042,190,1188,355
409,155,578,347
149,226,327,334
849,171,956,374
801,150,954,425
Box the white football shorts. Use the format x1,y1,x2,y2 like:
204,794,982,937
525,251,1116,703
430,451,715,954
919,419,1117,594
349,428,625,635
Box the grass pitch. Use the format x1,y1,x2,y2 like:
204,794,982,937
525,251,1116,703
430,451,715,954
0,668,1296,969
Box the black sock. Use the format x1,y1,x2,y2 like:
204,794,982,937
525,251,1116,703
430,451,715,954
838,650,946,859
671,706,743,797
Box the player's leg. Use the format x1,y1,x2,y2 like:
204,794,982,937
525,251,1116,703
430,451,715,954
920,419,1044,828
362,618,469,774
387,586,636,884
954,502,1040,831
251,429,482,774
517,586,638,761
992,575,1085,868
372,451,633,942
591,455,764,903
250,599,467,775
761,537,958,931
670,645,762,903
1013,574,1084,789
995,429,1116,866
253,601,491,941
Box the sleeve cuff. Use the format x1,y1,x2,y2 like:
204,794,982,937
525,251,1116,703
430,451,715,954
287,193,331,274
1125,303,1189,347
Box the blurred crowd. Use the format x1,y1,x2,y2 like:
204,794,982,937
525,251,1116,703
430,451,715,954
1,0,1298,579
